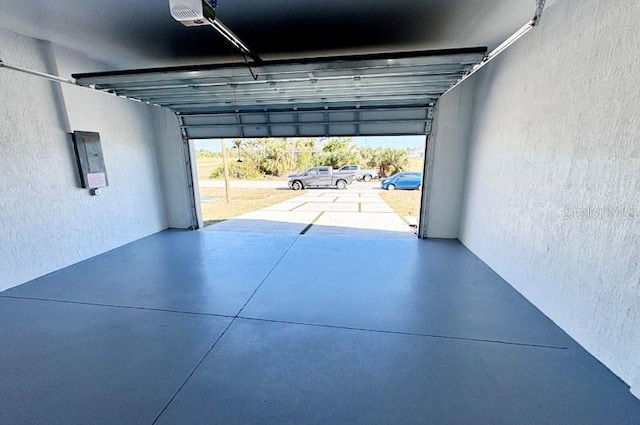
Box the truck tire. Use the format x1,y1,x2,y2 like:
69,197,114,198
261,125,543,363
363,174,372,182
336,180,347,190
291,180,303,191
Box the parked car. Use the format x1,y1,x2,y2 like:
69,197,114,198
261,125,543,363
380,171,422,190
288,166,355,190
337,164,379,182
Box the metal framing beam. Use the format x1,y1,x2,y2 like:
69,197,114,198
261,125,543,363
179,105,433,117
182,118,430,129
72,47,487,81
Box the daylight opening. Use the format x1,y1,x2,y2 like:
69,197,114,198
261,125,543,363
193,136,425,237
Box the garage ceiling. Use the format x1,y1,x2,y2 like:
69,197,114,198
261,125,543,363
0,0,537,138
0,0,534,69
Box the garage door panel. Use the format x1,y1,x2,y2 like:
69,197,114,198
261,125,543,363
268,113,294,124
74,48,485,138
327,124,358,136
360,122,427,136
270,125,297,137
297,125,326,136
238,114,268,125
241,125,270,138
181,115,237,126
361,109,426,121
179,106,432,138
186,127,238,139
329,111,356,122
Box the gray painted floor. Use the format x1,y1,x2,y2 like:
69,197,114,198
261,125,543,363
2,229,639,424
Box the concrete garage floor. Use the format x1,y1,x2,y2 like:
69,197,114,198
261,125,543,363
1,225,640,423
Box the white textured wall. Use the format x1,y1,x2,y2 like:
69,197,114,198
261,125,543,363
0,28,184,291
421,77,477,238
458,0,640,395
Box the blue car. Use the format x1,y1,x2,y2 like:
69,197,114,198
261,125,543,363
380,171,422,190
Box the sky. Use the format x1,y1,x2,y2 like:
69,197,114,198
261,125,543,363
193,135,426,152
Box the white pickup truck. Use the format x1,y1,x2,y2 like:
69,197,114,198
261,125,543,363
287,166,355,190
337,165,379,182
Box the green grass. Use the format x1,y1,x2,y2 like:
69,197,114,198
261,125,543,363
200,187,301,227
379,189,422,218
195,158,224,180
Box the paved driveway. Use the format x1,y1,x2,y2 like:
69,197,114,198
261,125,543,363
198,179,285,189
203,181,416,238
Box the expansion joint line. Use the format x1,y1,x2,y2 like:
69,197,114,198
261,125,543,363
153,235,300,424
300,212,324,235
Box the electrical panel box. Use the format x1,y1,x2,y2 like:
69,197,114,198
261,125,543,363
72,131,108,189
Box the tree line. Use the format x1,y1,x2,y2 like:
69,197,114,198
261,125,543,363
197,137,412,179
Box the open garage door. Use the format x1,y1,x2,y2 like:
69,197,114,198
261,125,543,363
73,47,485,233
73,48,485,139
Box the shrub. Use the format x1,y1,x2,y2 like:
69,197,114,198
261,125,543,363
210,160,262,179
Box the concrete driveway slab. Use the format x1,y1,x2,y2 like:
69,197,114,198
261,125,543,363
291,197,339,203
333,196,364,203
204,183,415,238
309,212,411,237
295,202,359,212
361,202,395,212
205,211,320,234
260,202,305,211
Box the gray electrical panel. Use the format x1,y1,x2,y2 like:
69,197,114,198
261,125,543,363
72,131,108,189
